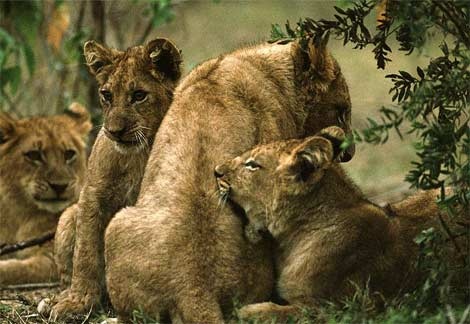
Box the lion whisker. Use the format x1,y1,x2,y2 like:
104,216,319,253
135,129,150,152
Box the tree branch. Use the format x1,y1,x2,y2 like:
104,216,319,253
0,232,55,257
72,0,87,98
138,18,154,45
432,0,470,48
0,282,59,291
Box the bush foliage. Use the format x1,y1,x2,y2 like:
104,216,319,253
271,0,469,322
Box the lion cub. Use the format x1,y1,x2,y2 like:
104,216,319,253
215,126,465,321
0,103,91,285
49,38,182,318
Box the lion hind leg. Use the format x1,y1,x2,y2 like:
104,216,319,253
0,255,57,285
238,302,303,323
174,293,224,324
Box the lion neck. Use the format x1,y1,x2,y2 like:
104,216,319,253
267,165,370,243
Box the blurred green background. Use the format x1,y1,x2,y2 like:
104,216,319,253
2,0,440,202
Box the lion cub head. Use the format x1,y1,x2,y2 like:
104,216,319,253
0,103,91,214
215,126,345,243
84,38,182,154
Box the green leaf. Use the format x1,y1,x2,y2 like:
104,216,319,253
0,27,15,46
417,66,425,79
22,43,35,76
3,66,21,94
0,49,5,69
270,23,286,40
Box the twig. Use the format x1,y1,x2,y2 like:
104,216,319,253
0,295,30,305
0,232,55,256
138,17,154,45
437,212,466,267
13,306,27,324
0,282,60,291
80,306,93,324
72,0,87,98
432,0,470,48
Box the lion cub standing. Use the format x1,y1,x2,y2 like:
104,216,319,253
0,103,91,285
215,126,466,321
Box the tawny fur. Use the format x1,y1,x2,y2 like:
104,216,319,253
215,127,467,322
50,38,182,318
104,39,354,322
0,103,91,285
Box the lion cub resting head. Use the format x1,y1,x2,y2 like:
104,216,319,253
0,103,91,285
215,126,348,244
0,103,91,214
215,127,464,321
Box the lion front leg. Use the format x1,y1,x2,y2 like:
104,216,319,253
54,204,78,289
50,200,111,319
0,254,58,285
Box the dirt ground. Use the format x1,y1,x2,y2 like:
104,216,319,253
1,287,59,324
0,286,117,324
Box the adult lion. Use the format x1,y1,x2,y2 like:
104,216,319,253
104,39,355,322
0,103,91,285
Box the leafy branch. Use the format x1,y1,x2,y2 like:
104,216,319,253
271,0,470,208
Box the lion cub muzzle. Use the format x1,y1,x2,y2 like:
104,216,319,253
214,164,232,201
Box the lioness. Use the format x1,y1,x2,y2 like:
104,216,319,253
214,126,467,321
50,38,182,317
104,39,354,322
0,103,90,285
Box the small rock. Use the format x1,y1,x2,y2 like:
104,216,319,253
37,298,51,316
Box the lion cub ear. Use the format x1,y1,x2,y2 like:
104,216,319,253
83,40,118,82
64,102,92,138
146,38,182,81
294,35,336,89
287,126,345,182
0,112,17,144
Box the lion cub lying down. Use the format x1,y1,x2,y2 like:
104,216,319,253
0,103,91,285
215,126,466,321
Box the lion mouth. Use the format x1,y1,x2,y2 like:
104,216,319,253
110,136,140,146
216,179,231,205
104,130,141,146
34,197,70,203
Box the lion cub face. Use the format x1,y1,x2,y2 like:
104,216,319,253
0,103,91,213
84,38,182,154
215,126,344,242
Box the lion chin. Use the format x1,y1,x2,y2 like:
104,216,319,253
33,198,73,214
112,141,146,155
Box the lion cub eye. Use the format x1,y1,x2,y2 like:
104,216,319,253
24,150,43,164
244,159,261,171
131,90,148,103
100,90,112,103
64,149,77,163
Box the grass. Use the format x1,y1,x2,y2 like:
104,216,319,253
2,281,468,324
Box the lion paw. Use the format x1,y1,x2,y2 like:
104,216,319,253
49,289,99,320
238,302,299,322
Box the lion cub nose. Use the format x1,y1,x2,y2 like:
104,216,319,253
48,182,68,196
214,165,226,178
106,126,127,139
